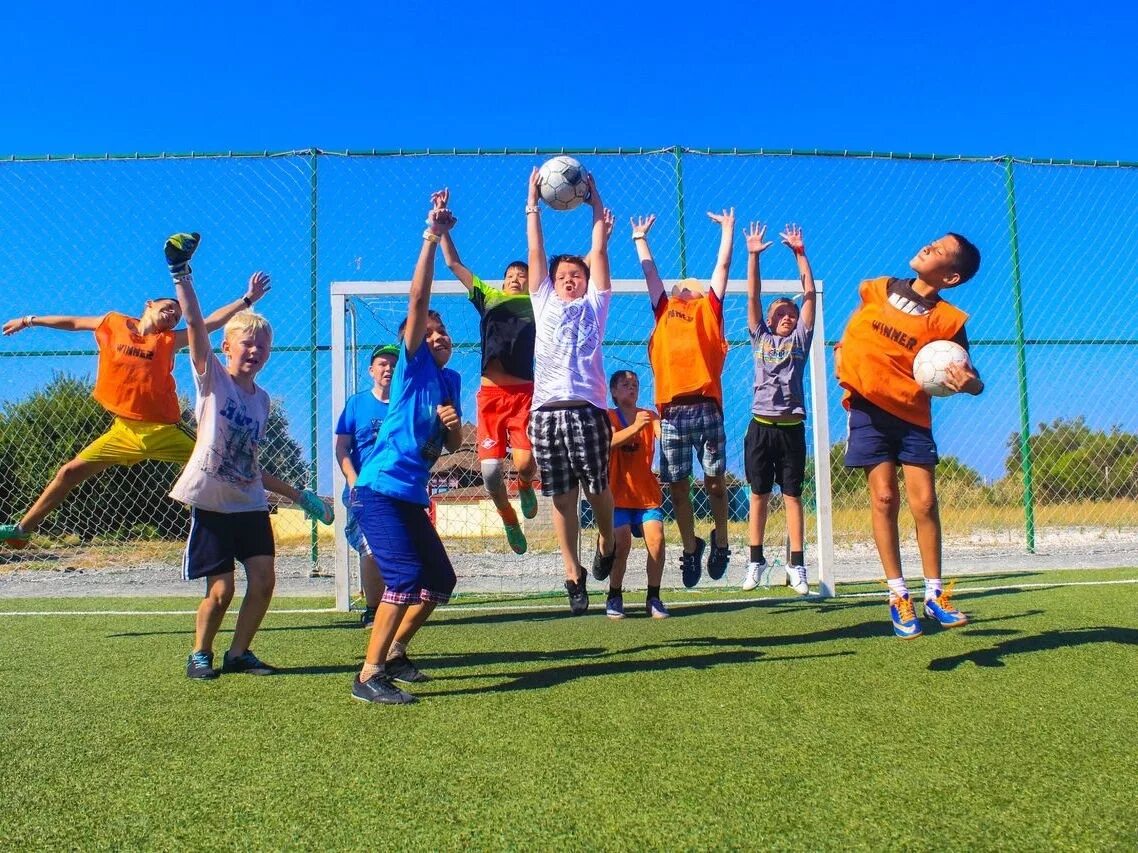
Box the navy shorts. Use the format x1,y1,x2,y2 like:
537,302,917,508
182,508,275,581
744,420,807,497
354,487,456,605
844,399,938,468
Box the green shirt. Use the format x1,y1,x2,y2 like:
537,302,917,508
470,275,536,381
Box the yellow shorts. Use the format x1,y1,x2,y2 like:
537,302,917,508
77,418,196,466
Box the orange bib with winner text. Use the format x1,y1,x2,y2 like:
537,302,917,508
837,277,967,428
92,312,181,424
648,293,727,409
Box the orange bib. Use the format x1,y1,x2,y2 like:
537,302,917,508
837,278,967,428
92,312,181,424
648,292,727,408
608,409,662,509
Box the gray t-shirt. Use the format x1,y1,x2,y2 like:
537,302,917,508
750,318,814,418
170,354,271,513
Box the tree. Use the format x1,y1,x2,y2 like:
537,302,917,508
1003,417,1138,503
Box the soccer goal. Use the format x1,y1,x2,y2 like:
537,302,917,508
330,279,833,611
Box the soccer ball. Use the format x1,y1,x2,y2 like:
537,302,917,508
912,340,970,397
538,156,590,211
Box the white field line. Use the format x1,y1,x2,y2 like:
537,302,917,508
1,577,1136,618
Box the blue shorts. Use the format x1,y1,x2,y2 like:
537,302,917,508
844,398,938,468
354,487,456,605
342,489,369,556
613,506,665,539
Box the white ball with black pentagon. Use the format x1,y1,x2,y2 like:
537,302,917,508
538,156,590,211
912,339,970,397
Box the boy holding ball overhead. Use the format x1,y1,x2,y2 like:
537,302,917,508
835,234,983,639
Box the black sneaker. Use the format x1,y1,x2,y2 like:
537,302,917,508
707,533,731,580
186,650,218,680
222,649,277,675
681,536,706,588
386,654,431,684
352,673,417,705
565,571,589,615
591,539,616,581
360,607,377,629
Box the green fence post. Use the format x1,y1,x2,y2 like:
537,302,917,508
672,145,688,278
309,148,320,567
1003,156,1036,553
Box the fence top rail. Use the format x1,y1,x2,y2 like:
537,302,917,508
2,147,1137,170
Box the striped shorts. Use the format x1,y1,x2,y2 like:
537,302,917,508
527,405,612,497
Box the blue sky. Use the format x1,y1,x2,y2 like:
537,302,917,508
2,1,1137,490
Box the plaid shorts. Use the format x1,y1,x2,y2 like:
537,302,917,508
527,405,612,497
659,399,727,482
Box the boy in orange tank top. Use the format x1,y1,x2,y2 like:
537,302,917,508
602,370,669,619
0,236,327,549
632,210,733,589
835,234,984,639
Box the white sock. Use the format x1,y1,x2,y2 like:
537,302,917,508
387,641,407,660
924,577,943,601
360,662,384,682
886,578,909,601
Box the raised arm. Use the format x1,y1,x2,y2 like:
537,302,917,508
780,224,816,331
631,214,666,309
405,197,457,352
170,271,272,349
744,222,772,335
526,168,547,291
707,208,736,300
585,207,615,273
165,233,211,375
2,314,102,335
586,173,611,292
433,188,475,291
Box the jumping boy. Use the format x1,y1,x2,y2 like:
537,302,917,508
631,210,733,588
526,167,616,616
835,233,983,638
165,234,328,680
741,222,816,595
334,344,399,627
438,188,538,555
605,370,669,619
0,253,276,549
351,197,464,705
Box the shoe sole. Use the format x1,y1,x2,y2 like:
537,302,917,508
351,691,417,705
893,627,924,639
606,612,624,619
187,671,219,680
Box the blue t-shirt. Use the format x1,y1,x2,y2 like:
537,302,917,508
356,338,462,506
335,390,390,500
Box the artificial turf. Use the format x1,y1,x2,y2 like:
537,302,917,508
1,570,1136,850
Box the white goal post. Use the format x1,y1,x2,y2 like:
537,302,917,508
330,279,834,610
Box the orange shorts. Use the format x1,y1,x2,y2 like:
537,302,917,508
476,383,533,460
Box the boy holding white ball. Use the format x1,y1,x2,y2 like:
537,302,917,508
835,233,983,639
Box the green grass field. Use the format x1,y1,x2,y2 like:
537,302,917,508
2,570,1136,850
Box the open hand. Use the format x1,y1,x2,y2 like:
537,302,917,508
780,223,806,255
630,214,656,239
244,271,271,305
707,208,736,230
744,222,772,254
2,317,30,336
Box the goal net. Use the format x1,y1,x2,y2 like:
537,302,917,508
330,279,833,610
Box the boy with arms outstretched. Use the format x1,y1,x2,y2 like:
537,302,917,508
526,168,616,616
437,188,538,555
631,210,733,588
605,370,669,619
741,222,816,595
165,234,329,680
0,263,277,548
835,234,983,638
351,198,464,704
334,344,399,627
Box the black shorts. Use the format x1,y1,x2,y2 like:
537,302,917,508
744,419,807,497
182,507,275,580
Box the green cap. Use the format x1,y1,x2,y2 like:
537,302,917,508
370,344,400,361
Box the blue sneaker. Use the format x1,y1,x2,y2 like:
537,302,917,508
889,594,923,640
605,593,625,619
186,650,218,680
681,537,706,588
646,597,670,619
924,584,968,628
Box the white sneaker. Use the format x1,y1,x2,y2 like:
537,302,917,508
786,564,810,595
742,560,767,591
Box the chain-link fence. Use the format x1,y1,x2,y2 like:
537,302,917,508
2,148,1137,590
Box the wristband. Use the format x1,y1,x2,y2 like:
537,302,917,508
242,296,252,308
422,229,440,244
24,315,35,329
525,205,540,214
632,232,647,241
792,246,806,257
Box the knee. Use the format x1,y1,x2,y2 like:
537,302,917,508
56,460,89,486
870,489,900,516
614,534,633,560
481,459,505,496
705,477,727,499
909,493,939,519
208,581,235,608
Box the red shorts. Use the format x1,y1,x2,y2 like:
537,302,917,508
476,383,533,460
